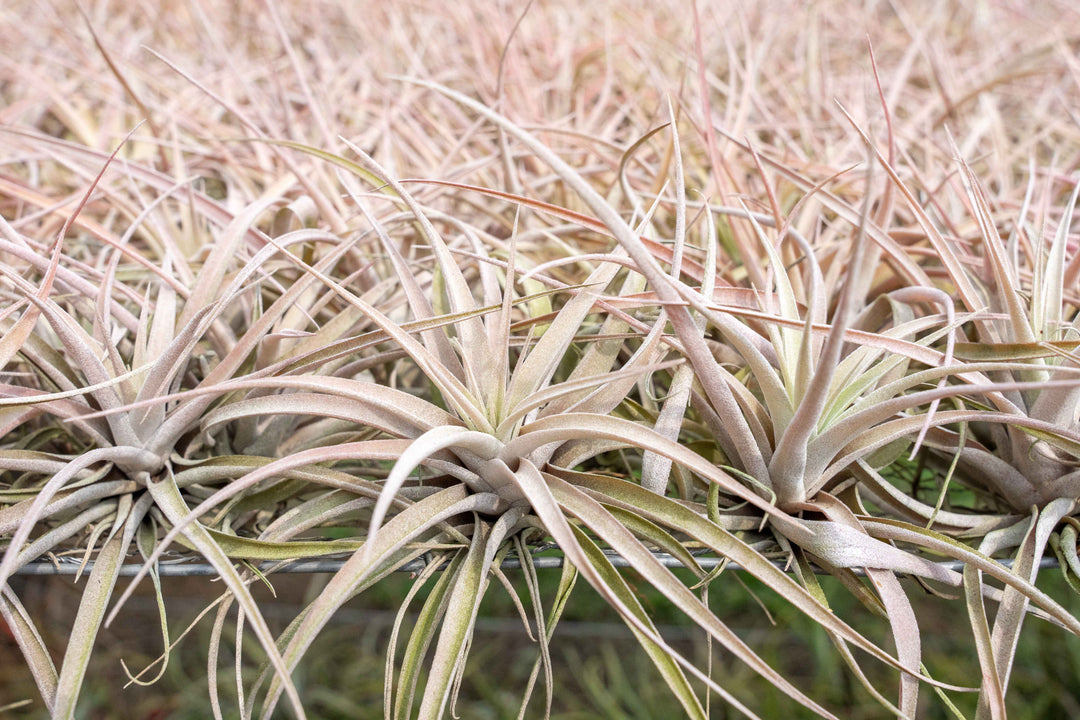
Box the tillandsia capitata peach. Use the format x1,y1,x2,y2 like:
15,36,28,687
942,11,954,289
3,1,1080,719
854,137,1080,719
0,123,914,719
118,141,964,720
393,80,1080,719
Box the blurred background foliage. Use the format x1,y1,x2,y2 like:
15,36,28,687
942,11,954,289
4,566,1078,718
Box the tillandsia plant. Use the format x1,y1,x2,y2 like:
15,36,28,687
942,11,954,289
395,79,1080,718
96,139,955,720
5,0,1080,718
0,115,914,718
851,137,1080,719
0,121,401,717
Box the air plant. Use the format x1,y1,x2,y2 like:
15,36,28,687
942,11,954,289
0,123,407,718
387,76,1080,719
88,137,967,719
860,142,1080,719
5,1,1080,718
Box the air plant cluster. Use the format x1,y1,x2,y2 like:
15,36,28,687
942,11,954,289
2,1,1080,718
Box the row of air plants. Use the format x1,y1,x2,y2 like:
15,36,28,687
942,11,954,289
2,0,1080,718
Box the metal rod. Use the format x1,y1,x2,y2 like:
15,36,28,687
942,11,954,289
11,553,1057,577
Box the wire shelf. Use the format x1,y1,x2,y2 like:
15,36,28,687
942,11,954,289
11,552,1057,577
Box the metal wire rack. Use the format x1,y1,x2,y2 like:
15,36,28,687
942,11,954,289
12,552,1056,577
